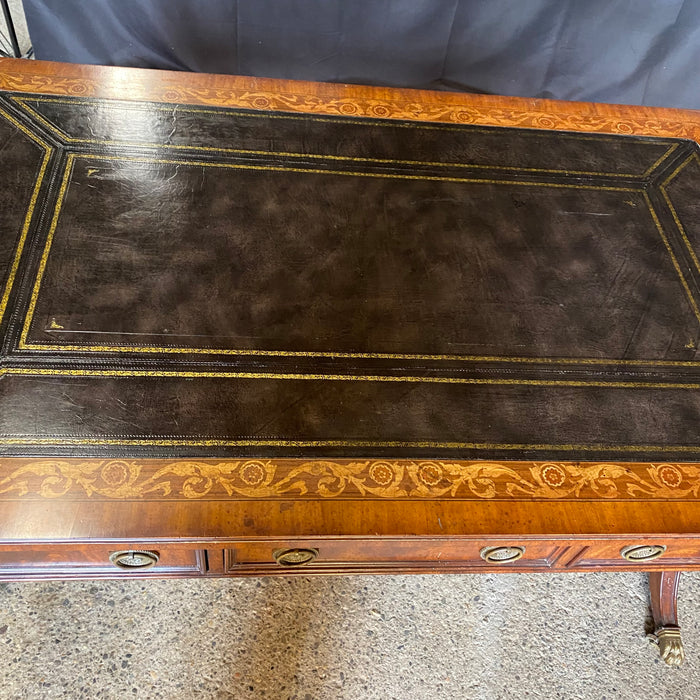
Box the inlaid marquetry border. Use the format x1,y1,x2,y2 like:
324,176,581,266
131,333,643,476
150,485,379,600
0,458,699,501
1,62,699,141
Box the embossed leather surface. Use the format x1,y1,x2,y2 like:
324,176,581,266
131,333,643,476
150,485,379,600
0,92,699,460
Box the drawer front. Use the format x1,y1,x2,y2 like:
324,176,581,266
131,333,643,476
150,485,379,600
0,547,207,579
565,540,700,570
225,539,570,575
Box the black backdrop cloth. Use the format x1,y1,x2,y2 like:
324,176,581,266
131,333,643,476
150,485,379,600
21,0,700,110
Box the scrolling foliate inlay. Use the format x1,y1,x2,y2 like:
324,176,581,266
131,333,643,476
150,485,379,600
0,459,699,501
1,68,698,139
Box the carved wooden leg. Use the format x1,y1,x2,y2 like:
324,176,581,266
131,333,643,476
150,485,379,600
649,571,684,667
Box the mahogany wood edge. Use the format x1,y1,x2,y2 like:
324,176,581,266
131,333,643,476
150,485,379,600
2,500,700,539
1,58,699,140
0,534,694,545
219,564,699,576
0,535,698,558
214,565,695,576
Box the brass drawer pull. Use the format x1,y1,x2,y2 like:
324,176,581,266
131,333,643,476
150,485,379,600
273,548,319,567
480,546,525,563
620,544,667,562
109,550,160,570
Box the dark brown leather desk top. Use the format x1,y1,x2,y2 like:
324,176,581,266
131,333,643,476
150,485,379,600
1,89,700,462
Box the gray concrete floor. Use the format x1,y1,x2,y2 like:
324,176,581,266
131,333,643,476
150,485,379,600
2,572,700,699
0,0,29,58
2,4,700,699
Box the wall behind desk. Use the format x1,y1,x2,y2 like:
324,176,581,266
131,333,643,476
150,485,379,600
22,0,700,109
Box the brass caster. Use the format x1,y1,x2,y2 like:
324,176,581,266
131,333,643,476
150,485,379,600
649,627,685,667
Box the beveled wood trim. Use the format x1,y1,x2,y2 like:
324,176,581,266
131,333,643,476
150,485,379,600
1,458,699,502
1,59,699,140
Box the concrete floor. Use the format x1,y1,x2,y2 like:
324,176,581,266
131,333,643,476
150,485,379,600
1,572,700,699
0,0,29,58
2,4,700,699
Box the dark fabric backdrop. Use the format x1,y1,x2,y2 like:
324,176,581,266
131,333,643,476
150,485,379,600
21,0,700,109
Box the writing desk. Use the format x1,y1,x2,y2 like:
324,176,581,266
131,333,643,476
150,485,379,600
1,59,699,666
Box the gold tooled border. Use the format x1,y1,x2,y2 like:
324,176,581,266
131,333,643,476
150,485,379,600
3,365,700,388
661,152,700,278
2,70,700,454
0,109,52,328
11,95,680,179
0,458,698,501
16,153,700,368
1,434,700,453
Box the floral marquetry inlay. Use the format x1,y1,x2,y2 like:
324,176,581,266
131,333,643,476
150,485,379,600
0,459,699,501
1,65,699,141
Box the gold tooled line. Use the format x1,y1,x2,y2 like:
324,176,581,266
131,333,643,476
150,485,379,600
13,96,674,178
17,155,697,368
15,341,700,366
45,152,641,190
0,109,52,327
18,152,641,359
1,366,699,389
644,190,700,324
661,151,698,187
661,153,700,278
0,436,698,452
642,142,680,177
19,153,75,348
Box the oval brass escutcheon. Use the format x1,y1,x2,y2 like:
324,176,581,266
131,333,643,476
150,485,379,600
620,544,667,562
273,548,319,567
479,545,525,564
109,550,160,570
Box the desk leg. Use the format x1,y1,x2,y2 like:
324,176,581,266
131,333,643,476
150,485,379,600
648,571,684,667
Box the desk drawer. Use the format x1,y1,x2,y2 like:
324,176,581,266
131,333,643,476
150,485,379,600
0,546,207,579
565,540,700,570
225,539,569,575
